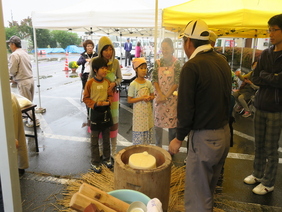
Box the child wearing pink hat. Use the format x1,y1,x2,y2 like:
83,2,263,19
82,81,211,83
127,58,155,145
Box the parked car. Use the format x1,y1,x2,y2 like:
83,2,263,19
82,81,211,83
113,41,124,59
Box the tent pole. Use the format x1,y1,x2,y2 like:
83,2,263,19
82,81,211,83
239,38,245,70
252,37,258,63
153,0,158,62
120,34,122,62
222,39,225,54
174,32,177,59
231,38,235,70
32,27,45,113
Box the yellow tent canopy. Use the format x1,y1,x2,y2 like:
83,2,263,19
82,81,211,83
162,0,282,38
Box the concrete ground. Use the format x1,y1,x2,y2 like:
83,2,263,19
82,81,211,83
2,53,282,211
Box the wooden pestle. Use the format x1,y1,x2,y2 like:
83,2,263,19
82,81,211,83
70,192,116,212
79,183,130,212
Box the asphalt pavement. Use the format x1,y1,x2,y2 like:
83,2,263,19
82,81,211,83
3,53,282,211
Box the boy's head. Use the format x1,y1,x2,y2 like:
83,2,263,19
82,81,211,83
92,57,108,75
132,58,147,70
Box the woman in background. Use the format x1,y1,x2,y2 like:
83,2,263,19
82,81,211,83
77,40,98,89
77,40,98,129
135,41,142,58
151,38,181,148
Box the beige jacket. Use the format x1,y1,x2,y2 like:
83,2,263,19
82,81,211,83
11,93,29,169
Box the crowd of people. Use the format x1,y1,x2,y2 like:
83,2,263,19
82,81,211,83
4,12,282,212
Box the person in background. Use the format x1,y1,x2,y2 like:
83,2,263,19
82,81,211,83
77,40,98,130
0,94,30,211
169,20,231,211
209,30,217,47
243,14,282,195
135,41,142,58
233,61,259,118
151,38,181,148
83,57,113,173
89,36,122,157
124,38,132,67
7,36,40,128
11,93,29,176
128,58,154,145
95,44,99,54
77,40,98,89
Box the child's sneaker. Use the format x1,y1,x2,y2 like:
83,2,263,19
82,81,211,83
91,164,101,173
104,160,113,169
242,111,251,118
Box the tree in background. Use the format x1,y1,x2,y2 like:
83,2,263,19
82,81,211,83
51,30,81,49
36,29,57,48
5,26,20,40
5,17,81,49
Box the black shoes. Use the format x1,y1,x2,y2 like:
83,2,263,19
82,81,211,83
18,169,25,177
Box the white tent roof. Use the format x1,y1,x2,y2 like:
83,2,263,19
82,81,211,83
31,0,162,36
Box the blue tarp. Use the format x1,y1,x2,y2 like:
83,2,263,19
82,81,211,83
65,45,84,54
31,48,66,54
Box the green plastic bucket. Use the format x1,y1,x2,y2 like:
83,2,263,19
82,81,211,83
108,189,150,205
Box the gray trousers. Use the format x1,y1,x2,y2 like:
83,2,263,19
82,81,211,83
154,126,177,147
17,78,34,102
18,78,35,120
253,109,282,187
125,51,131,66
185,124,230,212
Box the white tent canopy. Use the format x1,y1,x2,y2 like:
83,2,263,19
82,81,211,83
31,0,162,36
31,0,165,109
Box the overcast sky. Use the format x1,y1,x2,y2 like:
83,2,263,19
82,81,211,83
1,0,188,27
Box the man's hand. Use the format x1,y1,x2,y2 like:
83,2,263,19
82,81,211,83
169,138,183,155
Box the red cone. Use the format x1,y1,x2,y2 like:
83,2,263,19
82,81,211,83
64,52,69,77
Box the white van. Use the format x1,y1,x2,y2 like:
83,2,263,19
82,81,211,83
113,41,124,59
